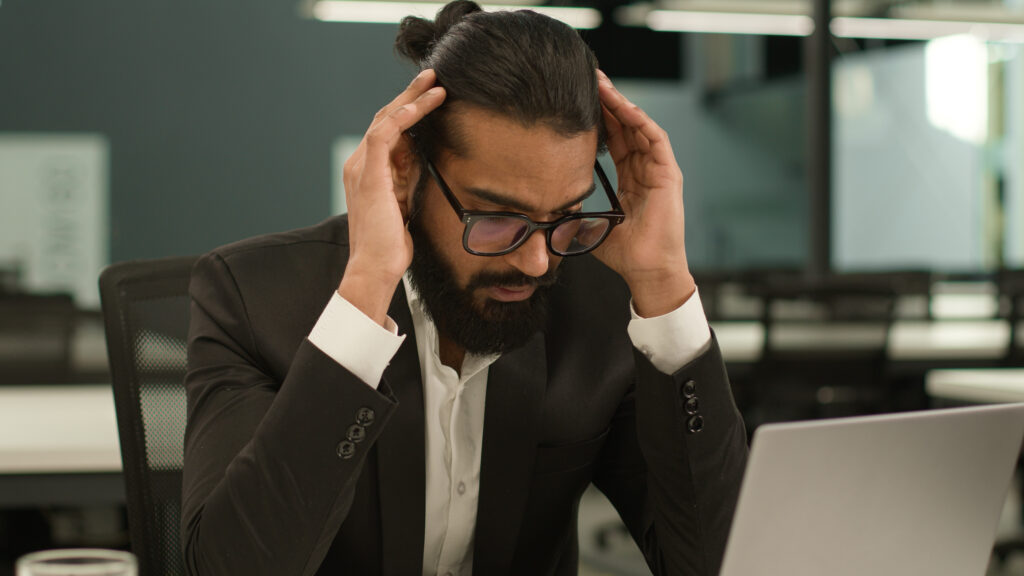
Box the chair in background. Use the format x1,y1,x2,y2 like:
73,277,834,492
99,256,196,576
1000,269,1024,366
745,272,899,428
0,293,76,384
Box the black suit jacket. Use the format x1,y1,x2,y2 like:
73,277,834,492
181,215,748,576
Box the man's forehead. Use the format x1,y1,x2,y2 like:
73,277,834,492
436,109,600,215
444,104,598,162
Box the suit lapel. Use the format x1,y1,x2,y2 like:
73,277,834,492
376,285,427,576
472,331,547,575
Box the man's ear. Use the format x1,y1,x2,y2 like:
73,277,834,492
390,133,419,220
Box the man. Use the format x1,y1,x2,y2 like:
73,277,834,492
181,2,748,575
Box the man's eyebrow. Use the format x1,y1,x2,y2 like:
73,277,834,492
465,182,596,214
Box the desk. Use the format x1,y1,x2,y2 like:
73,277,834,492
889,320,1011,361
711,319,1014,365
925,369,1024,404
711,322,763,363
1,320,1016,505
0,385,123,507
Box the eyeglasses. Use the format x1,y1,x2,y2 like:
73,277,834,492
425,159,625,257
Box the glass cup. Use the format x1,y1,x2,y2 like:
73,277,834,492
16,549,137,576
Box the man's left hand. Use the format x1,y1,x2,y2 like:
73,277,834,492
591,70,696,318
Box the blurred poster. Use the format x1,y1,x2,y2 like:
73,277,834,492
0,133,109,308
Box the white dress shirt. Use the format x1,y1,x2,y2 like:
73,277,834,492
308,273,712,576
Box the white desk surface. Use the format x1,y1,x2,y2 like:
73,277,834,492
925,369,1024,404
0,385,121,474
711,319,1013,363
0,318,1016,476
711,322,764,363
68,316,1015,371
888,320,1011,361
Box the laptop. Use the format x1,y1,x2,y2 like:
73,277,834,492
719,403,1024,576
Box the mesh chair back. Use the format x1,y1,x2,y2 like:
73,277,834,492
99,256,196,576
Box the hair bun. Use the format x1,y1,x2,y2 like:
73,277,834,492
395,0,483,64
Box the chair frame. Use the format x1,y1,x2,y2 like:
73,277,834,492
99,255,197,576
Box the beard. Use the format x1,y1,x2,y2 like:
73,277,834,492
406,207,558,356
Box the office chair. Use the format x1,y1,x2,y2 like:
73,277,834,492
0,292,76,384
746,272,899,428
99,256,197,576
1000,269,1024,366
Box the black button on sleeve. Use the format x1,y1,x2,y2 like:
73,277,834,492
684,397,700,415
687,415,704,434
682,379,697,399
355,407,376,426
336,440,356,459
346,424,366,443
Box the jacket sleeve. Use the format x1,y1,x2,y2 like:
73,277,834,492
180,252,398,576
592,333,748,576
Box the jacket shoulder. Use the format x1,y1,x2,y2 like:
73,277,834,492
207,214,349,262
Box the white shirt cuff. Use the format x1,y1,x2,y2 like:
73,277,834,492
627,288,712,375
308,292,406,389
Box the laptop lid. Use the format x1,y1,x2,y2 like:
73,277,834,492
719,403,1024,576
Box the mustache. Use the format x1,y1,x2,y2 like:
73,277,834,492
466,269,560,292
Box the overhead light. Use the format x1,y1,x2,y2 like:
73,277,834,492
645,10,814,36
309,0,602,29
831,16,1024,43
613,4,815,37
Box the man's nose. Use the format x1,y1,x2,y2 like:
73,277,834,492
506,229,550,278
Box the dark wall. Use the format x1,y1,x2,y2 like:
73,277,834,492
1,0,412,261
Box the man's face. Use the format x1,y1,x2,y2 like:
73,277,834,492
407,106,599,354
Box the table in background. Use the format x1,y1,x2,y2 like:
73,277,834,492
0,385,123,507
712,319,1014,365
925,369,1024,404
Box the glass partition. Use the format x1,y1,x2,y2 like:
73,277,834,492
830,0,1024,272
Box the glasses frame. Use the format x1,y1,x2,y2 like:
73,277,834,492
425,158,626,257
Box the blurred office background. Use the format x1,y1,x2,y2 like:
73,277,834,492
2,0,1024,574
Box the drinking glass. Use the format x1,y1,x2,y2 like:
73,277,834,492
16,549,137,576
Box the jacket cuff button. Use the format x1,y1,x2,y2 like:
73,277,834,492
684,397,700,415
356,407,376,426
682,379,697,399
347,424,366,443
336,440,356,459
687,415,705,434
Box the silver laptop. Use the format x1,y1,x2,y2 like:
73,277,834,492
720,403,1024,576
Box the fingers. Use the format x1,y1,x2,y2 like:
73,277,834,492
602,105,628,163
360,68,443,166
345,69,443,180
372,68,440,127
362,85,446,174
597,70,675,167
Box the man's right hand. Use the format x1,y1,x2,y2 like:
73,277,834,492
338,69,446,326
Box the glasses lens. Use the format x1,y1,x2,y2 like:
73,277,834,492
550,217,612,255
466,216,531,254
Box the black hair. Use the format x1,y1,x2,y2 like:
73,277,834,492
395,0,606,163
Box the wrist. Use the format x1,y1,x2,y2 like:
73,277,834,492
627,268,697,318
337,265,404,327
